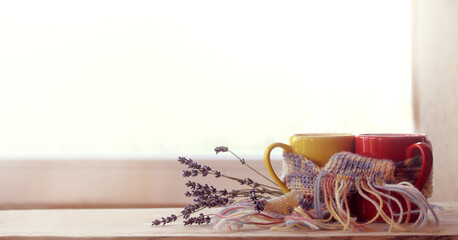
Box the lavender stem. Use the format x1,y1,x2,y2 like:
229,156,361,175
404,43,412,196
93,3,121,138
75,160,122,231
227,150,280,188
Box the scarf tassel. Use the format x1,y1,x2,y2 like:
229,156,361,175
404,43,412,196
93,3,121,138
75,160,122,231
314,176,439,232
212,152,439,231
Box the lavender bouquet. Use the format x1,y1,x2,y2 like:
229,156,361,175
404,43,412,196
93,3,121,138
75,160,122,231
152,146,283,226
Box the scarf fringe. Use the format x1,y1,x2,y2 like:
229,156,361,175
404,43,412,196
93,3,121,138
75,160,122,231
211,199,326,231
315,176,439,231
212,178,439,232
212,152,439,232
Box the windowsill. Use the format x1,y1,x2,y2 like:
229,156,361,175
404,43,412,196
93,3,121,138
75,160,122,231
0,158,282,209
0,202,455,239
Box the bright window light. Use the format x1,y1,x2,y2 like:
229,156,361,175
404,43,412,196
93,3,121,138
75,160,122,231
0,0,412,159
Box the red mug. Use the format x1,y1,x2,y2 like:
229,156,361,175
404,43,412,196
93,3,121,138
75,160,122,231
353,133,433,222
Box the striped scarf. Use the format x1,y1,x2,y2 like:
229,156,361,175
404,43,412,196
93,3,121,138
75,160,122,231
212,152,438,231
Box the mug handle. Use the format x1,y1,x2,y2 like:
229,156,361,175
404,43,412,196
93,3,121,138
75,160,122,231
407,142,433,190
264,142,293,194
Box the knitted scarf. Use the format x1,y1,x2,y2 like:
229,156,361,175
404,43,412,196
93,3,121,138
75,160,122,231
212,152,438,231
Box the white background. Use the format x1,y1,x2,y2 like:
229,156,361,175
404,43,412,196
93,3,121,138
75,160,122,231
0,0,412,159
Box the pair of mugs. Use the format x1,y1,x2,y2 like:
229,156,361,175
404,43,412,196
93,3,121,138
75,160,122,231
264,133,433,221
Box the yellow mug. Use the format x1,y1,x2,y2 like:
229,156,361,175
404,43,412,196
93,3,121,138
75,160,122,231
264,133,355,193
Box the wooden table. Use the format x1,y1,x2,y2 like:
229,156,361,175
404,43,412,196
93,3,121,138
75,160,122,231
0,202,457,239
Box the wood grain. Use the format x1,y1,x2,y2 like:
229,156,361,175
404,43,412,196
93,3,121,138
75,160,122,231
0,202,456,239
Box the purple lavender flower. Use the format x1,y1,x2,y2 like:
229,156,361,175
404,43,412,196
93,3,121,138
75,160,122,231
182,170,192,177
254,200,266,212
214,146,229,154
219,189,228,196
191,169,199,177
185,181,196,190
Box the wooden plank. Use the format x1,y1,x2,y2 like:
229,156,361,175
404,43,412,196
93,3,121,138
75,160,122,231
0,202,456,239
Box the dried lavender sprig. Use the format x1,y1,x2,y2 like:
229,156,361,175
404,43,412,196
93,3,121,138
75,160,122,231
183,180,281,202
153,185,233,226
181,169,281,194
154,149,283,227
152,207,209,226
153,187,271,227
178,156,281,192
215,173,282,195
218,147,280,188
152,214,178,226
184,213,211,226
229,150,279,187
